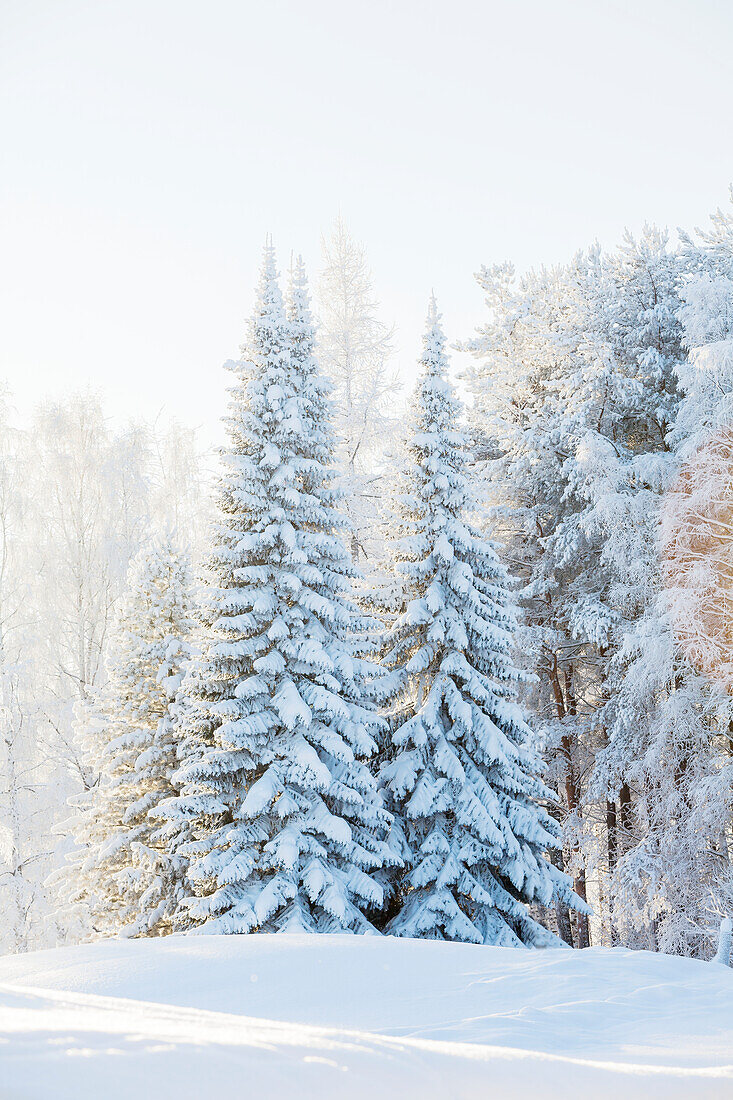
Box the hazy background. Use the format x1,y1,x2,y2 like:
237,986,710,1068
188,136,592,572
2,0,732,440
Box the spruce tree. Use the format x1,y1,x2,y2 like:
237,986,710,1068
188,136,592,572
54,535,194,939
381,298,583,945
168,246,391,934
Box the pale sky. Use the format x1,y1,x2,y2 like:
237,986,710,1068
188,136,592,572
2,0,732,441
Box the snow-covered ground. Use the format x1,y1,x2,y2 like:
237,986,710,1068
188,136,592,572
1,934,731,1099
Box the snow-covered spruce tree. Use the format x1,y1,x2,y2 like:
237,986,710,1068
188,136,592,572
53,535,194,939
380,298,584,945
166,246,392,934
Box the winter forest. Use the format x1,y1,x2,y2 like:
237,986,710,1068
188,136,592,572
6,4,733,1093
4,196,733,966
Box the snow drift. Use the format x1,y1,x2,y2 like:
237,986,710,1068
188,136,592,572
1,934,732,1098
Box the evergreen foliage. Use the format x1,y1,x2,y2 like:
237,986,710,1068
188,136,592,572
53,536,194,938
166,246,392,934
380,298,583,945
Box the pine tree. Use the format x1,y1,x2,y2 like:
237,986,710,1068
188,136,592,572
53,535,194,939
464,230,692,948
380,298,583,945
463,256,598,946
596,210,733,956
167,245,392,934
559,228,687,946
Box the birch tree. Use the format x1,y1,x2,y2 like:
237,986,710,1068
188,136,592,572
317,218,399,562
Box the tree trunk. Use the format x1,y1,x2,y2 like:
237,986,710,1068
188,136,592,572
1,700,28,954
547,652,589,947
550,842,574,946
606,798,618,945
560,665,590,949
618,783,632,848
562,741,590,949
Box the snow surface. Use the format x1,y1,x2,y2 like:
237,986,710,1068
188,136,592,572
0,934,732,1098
